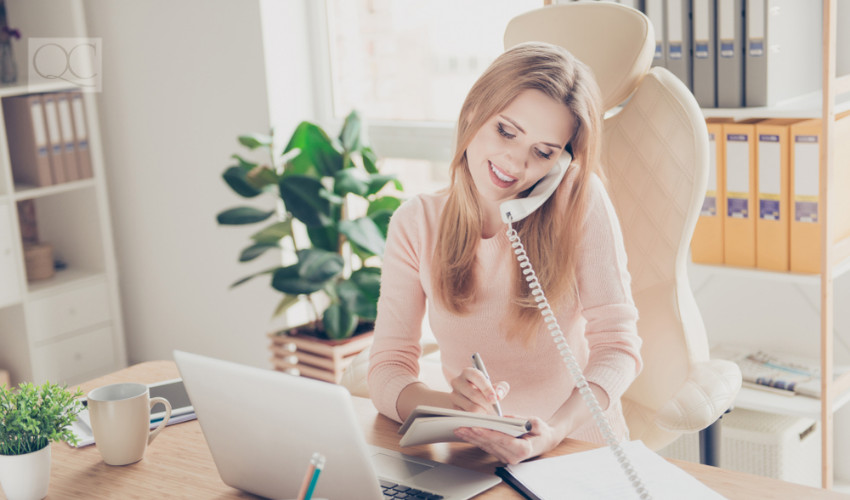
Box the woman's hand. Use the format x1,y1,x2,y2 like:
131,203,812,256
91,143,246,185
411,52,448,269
449,367,509,414
453,417,565,464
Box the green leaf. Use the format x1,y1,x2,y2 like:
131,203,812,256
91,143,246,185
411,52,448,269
217,207,275,225
279,175,329,227
231,153,258,170
366,174,397,196
367,196,402,216
323,302,357,339
339,217,386,257
250,221,291,244
238,133,273,149
222,166,262,198
307,224,339,253
369,211,393,237
272,294,300,318
351,267,381,302
334,168,370,197
271,266,326,295
338,111,362,152
283,122,344,177
361,146,378,174
296,249,344,283
229,267,277,288
239,242,278,262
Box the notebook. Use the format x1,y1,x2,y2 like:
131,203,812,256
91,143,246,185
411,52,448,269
173,350,501,500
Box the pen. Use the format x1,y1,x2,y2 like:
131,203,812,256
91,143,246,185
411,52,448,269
303,453,325,500
472,352,503,416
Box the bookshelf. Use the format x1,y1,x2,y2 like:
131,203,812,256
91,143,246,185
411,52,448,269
692,0,850,489
0,0,127,386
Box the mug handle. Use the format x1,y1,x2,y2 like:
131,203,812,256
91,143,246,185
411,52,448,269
148,397,172,445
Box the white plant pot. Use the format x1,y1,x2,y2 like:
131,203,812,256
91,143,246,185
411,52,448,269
0,445,51,500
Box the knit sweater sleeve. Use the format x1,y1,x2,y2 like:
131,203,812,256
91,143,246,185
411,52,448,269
576,175,643,405
367,197,428,423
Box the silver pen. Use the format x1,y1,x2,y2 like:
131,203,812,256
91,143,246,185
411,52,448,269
472,352,503,416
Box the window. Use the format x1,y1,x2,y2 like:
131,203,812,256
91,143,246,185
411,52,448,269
310,0,543,181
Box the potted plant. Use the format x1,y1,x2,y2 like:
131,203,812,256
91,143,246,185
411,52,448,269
217,111,404,382
0,381,84,500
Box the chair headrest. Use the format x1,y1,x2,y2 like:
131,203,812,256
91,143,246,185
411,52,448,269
504,3,655,112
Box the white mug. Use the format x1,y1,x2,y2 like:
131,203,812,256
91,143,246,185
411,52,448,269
87,382,172,465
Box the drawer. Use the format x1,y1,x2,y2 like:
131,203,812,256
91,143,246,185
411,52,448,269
26,280,111,342
31,325,115,385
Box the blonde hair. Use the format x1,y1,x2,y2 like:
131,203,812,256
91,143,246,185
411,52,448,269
432,41,603,343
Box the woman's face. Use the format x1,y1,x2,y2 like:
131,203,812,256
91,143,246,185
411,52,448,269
466,89,576,207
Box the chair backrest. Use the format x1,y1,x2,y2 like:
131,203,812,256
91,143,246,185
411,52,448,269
506,3,739,450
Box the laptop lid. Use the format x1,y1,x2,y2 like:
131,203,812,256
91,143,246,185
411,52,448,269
174,349,384,499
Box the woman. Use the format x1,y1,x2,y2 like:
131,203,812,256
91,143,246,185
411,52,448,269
368,41,642,464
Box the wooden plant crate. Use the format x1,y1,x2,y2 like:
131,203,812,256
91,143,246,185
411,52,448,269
269,325,374,384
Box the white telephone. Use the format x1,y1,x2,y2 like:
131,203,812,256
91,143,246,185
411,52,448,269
499,151,651,499
499,152,571,224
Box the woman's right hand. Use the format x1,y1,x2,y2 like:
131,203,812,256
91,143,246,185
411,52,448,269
449,367,509,414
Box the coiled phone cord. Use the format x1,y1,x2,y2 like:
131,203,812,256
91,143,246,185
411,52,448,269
506,221,651,500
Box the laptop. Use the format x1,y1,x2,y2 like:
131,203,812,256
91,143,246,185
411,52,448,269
173,350,501,500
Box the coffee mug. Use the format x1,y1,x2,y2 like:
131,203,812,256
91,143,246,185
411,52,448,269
87,382,172,465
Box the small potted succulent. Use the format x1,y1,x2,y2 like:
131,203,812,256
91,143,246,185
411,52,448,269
217,111,404,381
0,381,84,500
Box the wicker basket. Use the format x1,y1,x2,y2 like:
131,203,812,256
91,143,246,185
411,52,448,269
23,243,54,281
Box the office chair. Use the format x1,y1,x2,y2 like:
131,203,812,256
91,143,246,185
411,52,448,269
503,2,741,453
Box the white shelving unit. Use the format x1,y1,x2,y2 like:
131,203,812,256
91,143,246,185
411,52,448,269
694,0,850,489
0,0,127,386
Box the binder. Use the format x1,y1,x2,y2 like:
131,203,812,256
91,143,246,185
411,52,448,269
40,93,67,184
755,119,800,271
67,91,93,178
644,0,666,68
55,93,81,182
2,95,53,187
692,0,716,107
723,120,759,267
789,111,850,273
691,119,730,265
717,0,744,108
745,0,822,107
665,0,692,89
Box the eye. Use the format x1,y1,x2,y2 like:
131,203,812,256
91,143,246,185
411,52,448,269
497,122,516,139
535,148,552,160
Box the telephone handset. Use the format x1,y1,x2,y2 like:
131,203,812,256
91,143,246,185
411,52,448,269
502,152,651,498
499,152,571,224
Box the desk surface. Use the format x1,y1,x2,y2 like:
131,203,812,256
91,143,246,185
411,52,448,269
35,361,849,499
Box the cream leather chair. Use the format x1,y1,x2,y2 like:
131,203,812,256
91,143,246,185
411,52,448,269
504,2,741,451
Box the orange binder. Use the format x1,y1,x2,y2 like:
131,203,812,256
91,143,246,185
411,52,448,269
754,119,800,271
691,119,730,264
2,94,53,187
789,111,850,273
723,120,760,267
40,93,67,184
67,90,93,178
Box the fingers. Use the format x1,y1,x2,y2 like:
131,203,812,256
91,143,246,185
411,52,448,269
453,427,533,464
450,368,506,414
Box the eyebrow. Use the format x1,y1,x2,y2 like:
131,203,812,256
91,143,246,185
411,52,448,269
499,114,565,150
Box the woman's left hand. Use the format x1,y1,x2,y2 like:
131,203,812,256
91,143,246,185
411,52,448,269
453,416,565,464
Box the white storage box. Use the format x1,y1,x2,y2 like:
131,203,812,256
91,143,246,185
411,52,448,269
658,408,821,488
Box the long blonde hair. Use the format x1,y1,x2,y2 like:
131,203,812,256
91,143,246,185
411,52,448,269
432,41,603,343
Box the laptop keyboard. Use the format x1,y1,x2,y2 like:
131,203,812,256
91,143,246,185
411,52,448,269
380,479,444,499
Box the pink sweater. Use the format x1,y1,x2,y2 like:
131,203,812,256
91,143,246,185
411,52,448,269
368,173,642,443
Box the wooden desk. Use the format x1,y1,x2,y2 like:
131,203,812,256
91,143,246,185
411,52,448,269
36,361,848,499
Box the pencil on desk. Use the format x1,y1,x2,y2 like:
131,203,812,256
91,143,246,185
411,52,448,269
303,453,325,500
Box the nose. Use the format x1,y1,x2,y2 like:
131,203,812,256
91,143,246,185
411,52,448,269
504,142,532,170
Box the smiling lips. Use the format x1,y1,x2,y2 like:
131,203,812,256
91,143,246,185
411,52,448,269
488,161,517,188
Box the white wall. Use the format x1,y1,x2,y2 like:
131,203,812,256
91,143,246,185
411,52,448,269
83,0,315,367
